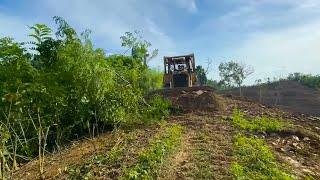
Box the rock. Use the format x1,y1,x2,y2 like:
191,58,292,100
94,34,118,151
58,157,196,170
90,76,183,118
292,142,298,147
284,156,300,167
193,90,204,96
315,127,320,131
303,137,310,141
302,168,313,174
292,136,300,141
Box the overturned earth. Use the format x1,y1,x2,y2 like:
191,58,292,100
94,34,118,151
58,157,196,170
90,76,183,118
150,86,225,112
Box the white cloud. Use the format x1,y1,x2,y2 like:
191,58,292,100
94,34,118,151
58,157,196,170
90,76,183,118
2,0,320,80
30,0,179,63
176,0,198,12
232,21,320,84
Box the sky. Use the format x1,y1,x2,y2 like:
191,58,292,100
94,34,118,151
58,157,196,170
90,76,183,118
1,0,320,84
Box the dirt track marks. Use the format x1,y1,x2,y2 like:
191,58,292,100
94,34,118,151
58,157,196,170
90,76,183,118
163,114,234,179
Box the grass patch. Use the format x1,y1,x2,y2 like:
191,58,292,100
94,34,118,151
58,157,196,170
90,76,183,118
66,134,127,179
232,109,285,133
66,128,147,179
125,124,183,179
191,131,215,179
231,134,292,180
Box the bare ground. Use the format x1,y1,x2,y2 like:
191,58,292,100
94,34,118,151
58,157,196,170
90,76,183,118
13,88,320,179
157,113,234,180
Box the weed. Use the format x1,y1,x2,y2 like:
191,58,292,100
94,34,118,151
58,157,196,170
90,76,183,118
231,134,292,180
125,124,183,179
192,132,214,179
67,133,127,179
143,94,171,123
232,109,285,133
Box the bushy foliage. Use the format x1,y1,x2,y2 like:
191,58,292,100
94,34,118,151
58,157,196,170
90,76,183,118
0,17,167,168
287,72,320,89
143,95,171,122
195,65,207,85
207,79,233,90
231,135,292,180
232,109,285,133
219,61,254,96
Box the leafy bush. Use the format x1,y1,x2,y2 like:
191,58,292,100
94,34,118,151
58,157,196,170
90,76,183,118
287,72,320,89
143,95,171,122
0,17,168,168
140,68,163,92
126,124,183,179
232,109,285,133
231,134,292,179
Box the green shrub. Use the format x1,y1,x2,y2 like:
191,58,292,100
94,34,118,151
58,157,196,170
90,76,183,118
231,134,292,180
143,95,171,122
0,17,171,166
126,124,183,179
232,109,285,133
140,68,163,92
287,73,320,89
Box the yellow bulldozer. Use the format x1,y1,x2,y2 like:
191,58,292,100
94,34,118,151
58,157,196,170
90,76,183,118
163,54,198,88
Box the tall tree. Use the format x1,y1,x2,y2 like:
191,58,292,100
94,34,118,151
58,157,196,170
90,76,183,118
195,65,207,85
218,61,254,96
120,30,158,65
28,23,62,69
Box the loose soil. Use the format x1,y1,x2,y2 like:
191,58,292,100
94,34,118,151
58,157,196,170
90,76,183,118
221,80,320,116
13,85,320,179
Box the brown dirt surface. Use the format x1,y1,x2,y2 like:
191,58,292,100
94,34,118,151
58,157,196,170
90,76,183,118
221,80,320,116
13,86,320,179
151,86,226,112
158,113,234,180
12,125,162,180
224,97,320,178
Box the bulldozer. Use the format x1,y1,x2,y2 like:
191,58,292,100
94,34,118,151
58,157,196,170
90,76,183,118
163,54,197,88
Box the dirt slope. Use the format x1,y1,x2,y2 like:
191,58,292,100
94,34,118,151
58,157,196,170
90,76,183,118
221,80,320,115
13,87,320,179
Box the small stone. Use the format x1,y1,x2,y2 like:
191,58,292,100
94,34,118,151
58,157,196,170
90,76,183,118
292,136,300,141
284,156,300,167
302,168,313,174
303,137,310,141
193,90,204,95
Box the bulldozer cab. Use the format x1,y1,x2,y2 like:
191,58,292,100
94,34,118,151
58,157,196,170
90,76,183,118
163,54,197,88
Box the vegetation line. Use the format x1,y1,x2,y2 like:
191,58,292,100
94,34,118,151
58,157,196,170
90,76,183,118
231,109,286,133
125,124,183,179
189,131,215,179
231,134,292,179
230,110,292,179
1,16,169,178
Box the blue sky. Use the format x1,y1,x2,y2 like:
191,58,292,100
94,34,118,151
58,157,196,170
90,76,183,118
1,0,320,84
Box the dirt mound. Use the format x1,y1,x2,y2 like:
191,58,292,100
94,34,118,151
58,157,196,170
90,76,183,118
221,80,320,116
152,86,225,112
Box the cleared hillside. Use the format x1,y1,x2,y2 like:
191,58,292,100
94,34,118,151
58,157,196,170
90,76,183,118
13,89,320,179
221,80,320,116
